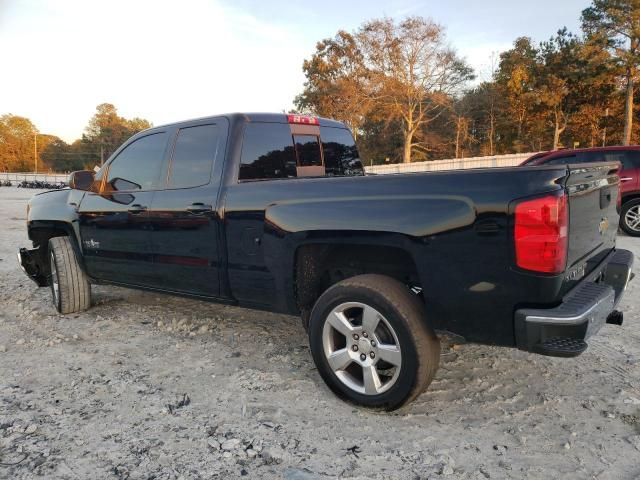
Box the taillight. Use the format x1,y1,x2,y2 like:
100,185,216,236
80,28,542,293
514,193,568,274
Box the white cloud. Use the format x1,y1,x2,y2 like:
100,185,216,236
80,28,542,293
0,0,309,142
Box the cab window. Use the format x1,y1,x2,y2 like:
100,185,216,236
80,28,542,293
239,123,297,180
621,152,640,171
106,132,168,191
168,125,219,189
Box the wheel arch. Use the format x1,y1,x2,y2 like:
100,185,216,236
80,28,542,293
292,235,422,327
622,192,640,205
27,220,87,277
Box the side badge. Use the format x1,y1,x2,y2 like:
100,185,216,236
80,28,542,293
83,239,100,249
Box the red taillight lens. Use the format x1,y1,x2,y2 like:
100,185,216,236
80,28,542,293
514,194,568,274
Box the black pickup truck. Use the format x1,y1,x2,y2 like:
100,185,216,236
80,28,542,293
18,113,634,409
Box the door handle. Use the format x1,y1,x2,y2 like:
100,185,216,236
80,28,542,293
128,204,147,214
186,203,212,214
620,177,633,182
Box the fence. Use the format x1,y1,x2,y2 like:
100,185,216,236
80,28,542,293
0,172,69,183
1,152,539,181
364,152,539,174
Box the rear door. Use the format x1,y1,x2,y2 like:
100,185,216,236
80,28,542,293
146,121,226,296
564,162,619,283
619,151,640,194
77,131,169,285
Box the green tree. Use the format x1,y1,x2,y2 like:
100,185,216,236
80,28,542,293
495,38,540,152
84,103,152,162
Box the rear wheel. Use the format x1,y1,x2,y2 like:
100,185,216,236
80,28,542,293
620,199,640,237
308,274,440,410
49,236,91,314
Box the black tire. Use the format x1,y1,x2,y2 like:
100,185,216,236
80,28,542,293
620,199,640,237
48,236,91,314
308,274,440,410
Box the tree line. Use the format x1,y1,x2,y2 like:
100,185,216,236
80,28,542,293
0,104,151,173
1,1,637,171
295,0,640,163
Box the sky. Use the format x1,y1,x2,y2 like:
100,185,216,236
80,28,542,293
0,0,590,143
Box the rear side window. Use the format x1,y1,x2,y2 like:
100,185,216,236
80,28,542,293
321,127,364,176
106,132,168,191
168,124,219,189
240,123,296,180
621,152,640,171
581,151,638,171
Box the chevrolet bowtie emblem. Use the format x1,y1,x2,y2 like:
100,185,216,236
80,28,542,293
598,217,609,235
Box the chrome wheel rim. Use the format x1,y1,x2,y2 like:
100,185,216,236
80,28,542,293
322,302,402,395
625,205,640,232
50,252,59,305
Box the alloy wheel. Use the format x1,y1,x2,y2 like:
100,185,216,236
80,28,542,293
625,205,640,232
321,302,402,395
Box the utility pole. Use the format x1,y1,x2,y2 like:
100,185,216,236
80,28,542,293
34,133,38,173
602,107,609,147
100,145,104,166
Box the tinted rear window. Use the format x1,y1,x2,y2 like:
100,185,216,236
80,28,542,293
239,123,296,180
321,126,364,176
294,135,322,167
239,122,364,181
169,124,219,189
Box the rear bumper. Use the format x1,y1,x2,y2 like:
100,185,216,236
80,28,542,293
515,249,634,357
17,247,49,287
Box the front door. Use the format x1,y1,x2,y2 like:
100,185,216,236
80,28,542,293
146,122,225,296
77,131,170,285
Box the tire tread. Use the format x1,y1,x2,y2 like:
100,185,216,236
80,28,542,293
49,236,91,314
309,274,440,410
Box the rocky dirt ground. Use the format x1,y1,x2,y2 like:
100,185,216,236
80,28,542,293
1,187,639,480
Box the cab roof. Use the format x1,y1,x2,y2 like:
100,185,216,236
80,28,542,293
154,112,346,130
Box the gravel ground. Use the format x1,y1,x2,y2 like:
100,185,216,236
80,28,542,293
1,187,639,480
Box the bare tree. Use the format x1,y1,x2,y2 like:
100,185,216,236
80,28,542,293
358,17,473,163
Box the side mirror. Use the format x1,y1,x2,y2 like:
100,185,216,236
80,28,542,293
68,170,95,191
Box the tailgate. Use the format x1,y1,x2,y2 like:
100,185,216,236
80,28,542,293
564,162,619,280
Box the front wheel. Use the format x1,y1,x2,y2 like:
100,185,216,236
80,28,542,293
308,274,440,410
620,199,640,237
49,236,92,314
